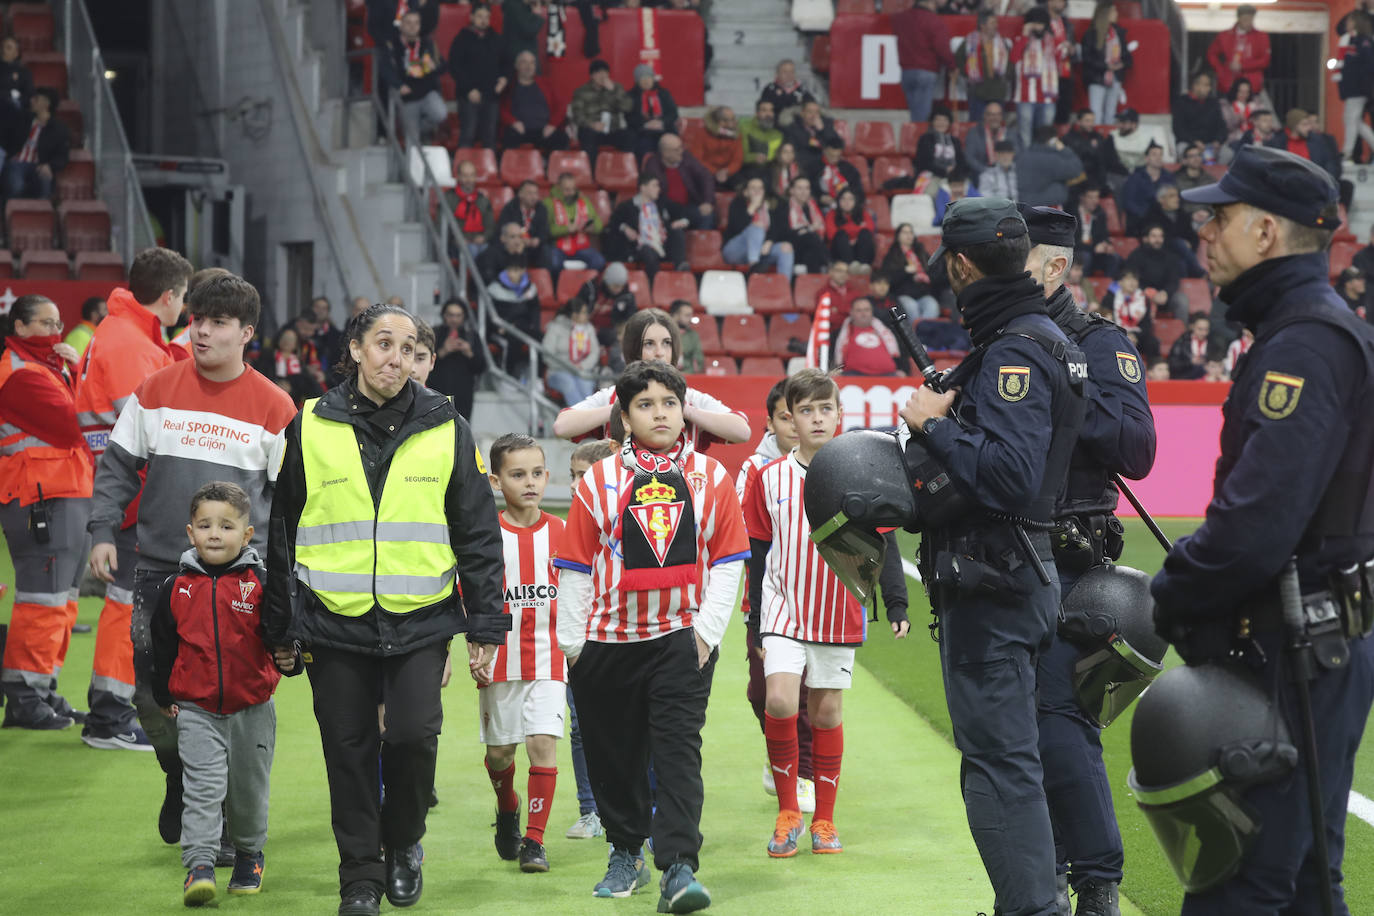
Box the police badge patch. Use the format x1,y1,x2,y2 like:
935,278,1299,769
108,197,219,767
1115,351,1142,383
997,366,1030,402
1258,371,1304,420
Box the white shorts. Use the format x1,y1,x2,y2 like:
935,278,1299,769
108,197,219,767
761,635,856,689
478,679,567,745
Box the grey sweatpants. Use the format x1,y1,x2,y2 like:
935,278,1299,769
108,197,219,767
176,699,276,868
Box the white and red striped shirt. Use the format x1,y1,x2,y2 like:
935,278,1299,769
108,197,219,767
1011,35,1059,105
490,511,566,683
555,450,749,644
745,453,866,646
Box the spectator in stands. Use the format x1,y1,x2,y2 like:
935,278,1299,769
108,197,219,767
1044,0,1078,127
291,313,331,388
964,101,1021,180
979,139,1019,199
1123,224,1187,320
0,37,33,145
812,137,863,209
768,141,802,201
430,299,486,419
739,100,784,184
477,222,529,283
63,296,107,357
1221,77,1258,149
586,262,639,354
894,0,954,124
825,186,877,274
865,272,902,327
502,0,547,71
1063,109,1125,195
606,173,689,278
365,0,438,46
694,106,744,190
309,296,344,374
1102,267,1150,329
571,60,633,164
1111,107,1172,176
1011,8,1060,148
785,100,841,177
543,298,601,404
1341,12,1374,165
3,87,66,200
834,298,902,377
1227,107,1278,161
1224,327,1253,374
1064,261,1097,312
350,296,370,319
544,172,606,271
816,260,857,324
640,132,716,230
1206,4,1270,98
259,326,323,406
627,65,679,161
1267,109,1342,183
723,175,795,277
956,11,1012,126
1074,186,1119,277
1173,144,1213,218
758,60,814,121
915,107,968,188
449,3,507,150
499,179,557,273
671,300,704,374
880,223,941,320
445,160,497,258
1167,311,1213,380
384,10,445,144
1354,224,1374,278
772,176,828,275
1172,72,1227,162
487,251,541,376
1016,125,1084,207
1080,1,1131,126
1336,267,1369,319
1121,141,1174,235
1143,184,1205,278
501,50,567,153
1340,1,1374,36
933,171,979,225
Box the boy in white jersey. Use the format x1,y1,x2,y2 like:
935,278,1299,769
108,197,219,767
481,433,566,874
745,369,865,858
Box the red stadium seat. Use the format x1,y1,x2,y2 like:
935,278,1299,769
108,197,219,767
766,314,811,354
695,316,725,355
1089,277,1112,301
55,100,83,147
1112,237,1139,260
25,52,67,98
1330,241,1361,277
653,271,699,308
57,149,95,201
1099,198,1125,237
626,269,652,308
718,314,771,356
454,148,499,187
951,120,975,142
9,4,55,53
871,157,912,194
714,191,735,231
844,154,872,194
528,268,556,308
1180,278,1212,312
884,0,916,11
867,196,892,233
686,230,726,272
900,122,926,155
746,273,794,314
811,36,832,75
679,117,705,149
547,150,593,189
486,184,514,214
703,356,738,376
19,249,68,280
72,251,125,284
917,234,942,253
833,118,851,152
555,268,598,303
500,149,545,188
1154,317,1184,354
874,231,895,264
792,274,827,313
1334,206,1356,244
595,151,639,194
853,120,897,158
0,249,13,279
739,357,785,376
59,200,111,253
835,0,876,13
5,199,54,253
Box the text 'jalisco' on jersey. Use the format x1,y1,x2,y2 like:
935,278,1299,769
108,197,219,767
490,511,566,684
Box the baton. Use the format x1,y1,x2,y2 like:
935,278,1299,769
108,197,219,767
1112,474,1173,553
1278,557,1336,916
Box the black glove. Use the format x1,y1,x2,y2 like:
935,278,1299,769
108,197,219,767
1153,604,1235,666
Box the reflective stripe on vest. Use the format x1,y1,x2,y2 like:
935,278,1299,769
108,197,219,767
295,399,457,617
0,349,93,504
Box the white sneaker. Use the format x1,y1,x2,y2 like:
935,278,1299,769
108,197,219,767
797,778,816,814
762,762,776,796
565,811,603,839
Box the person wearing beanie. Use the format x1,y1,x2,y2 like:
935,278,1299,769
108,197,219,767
627,64,679,162
570,59,632,164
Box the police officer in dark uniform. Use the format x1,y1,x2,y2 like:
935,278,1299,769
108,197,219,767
1019,205,1158,916
1148,146,1374,912
899,197,1087,916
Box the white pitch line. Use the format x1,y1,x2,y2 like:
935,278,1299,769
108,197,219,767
1350,791,1374,829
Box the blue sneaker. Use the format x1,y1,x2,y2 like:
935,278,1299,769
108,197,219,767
593,847,649,898
81,724,153,751
656,862,710,913
183,864,216,907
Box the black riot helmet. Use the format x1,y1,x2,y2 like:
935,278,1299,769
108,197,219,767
1128,663,1298,894
1059,565,1169,727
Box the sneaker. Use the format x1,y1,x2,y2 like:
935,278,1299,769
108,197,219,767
761,762,776,796
810,819,843,854
518,837,549,873
1073,879,1120,916
1055,872,1071,916
81,725,154,751
227,850,264,895
338,882,382,916
182,864,216,907
1,705,73,730
566,811,603,839
47,694,87,724
656,862,710,914
494,796,522,860
766,810,803,858
796,777,816,814
593,847,650,898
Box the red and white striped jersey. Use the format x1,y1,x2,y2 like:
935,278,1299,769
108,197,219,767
555,450,750,644
492,511,566,683
745,453,866,646
1011,35,1059,104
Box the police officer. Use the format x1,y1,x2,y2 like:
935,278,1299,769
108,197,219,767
899,197,1086,916
1148,146,1374,912
1019,205,1158,916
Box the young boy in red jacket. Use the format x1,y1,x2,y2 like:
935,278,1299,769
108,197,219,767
150,481,301,907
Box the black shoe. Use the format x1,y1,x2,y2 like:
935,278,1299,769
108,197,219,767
493,796,522,860
1,703,73,730
338,883,382,916
1074,879,1121,916
159,771,184,844
385,842,423,907
46,693,86,724
518,837,549,873
428,787,438,808
215,839,235,868
71,623,92,633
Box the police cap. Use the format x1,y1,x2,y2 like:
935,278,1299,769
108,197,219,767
1179,145,1339,230
928,196,1028,268
1017,203,1078,248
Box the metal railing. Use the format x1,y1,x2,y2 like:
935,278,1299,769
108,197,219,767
55,0,157,266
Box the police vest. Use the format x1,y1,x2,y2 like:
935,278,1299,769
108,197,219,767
0,349,94,506
295,400,457,617
1053,302,1125,518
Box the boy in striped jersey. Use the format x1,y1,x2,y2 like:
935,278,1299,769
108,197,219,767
481,433,566,874
745,369,865,858
555,361,748,914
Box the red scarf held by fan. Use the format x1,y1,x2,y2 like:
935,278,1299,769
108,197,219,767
452,189,486,236
552,193,591,254
641,90,663,120
613,433,698,591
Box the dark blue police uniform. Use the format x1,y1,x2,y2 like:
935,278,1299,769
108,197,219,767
1151,148,1374,914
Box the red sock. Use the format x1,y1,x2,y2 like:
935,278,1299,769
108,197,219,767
811,723,843,823
525,766,557,843
764,713,800,813
485,759,519,813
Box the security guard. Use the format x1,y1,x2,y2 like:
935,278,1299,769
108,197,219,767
1019,205,1158,916
900,197,1086,916
1148,146,1374,912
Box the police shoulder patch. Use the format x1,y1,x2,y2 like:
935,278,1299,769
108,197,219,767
997,365,1031,402
1258,371,1304,420
1115,351,1142,383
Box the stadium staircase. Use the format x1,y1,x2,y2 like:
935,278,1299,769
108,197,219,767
706,0,825,115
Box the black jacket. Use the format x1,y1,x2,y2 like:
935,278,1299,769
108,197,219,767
1063,127,1124,190
605,198,677,262
759,80,814,115
448,26,504,97
383,34,442,97
1172,94,1228,147
1079,24,1132,88
5,113,68,172
0,61,32,131
498,197,552,250
1266,130,1343,183
1143,202,1199,250
807,157,863,204
626,84,679,134
262,378,509,655
1342,34,1374,101
429,322,487,417
1073,207,1111,253
1124,244,1180,296
914,130,968,180
725,194,783,241
476,243,524,284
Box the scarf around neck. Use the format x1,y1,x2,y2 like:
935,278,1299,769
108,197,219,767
956,272,1050,347
613,434,699,591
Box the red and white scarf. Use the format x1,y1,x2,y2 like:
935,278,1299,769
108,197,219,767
568,321,594,364
807,298,832,371
1230,100,1255,133
641,89,664,120
751,203,771,231
774,161,799,198
820,163,848,200
1102,27,1122,86
981,125,1007,165
789,198,821,231
552,193,591,255
1050,16,1073,77
638,197,666,255
636,9,663,79
1115,288,1148,329
902,246,930,284
963,31,1009,82
1015,36,1059,104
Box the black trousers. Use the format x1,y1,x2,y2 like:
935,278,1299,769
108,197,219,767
570,627,716,872
306,641,446,893
831,229,876,267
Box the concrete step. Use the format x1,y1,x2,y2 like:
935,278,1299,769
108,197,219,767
393,261,443,326
388,222,428,275
364,182,408,225
470,391,559,440
344,145,392,202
